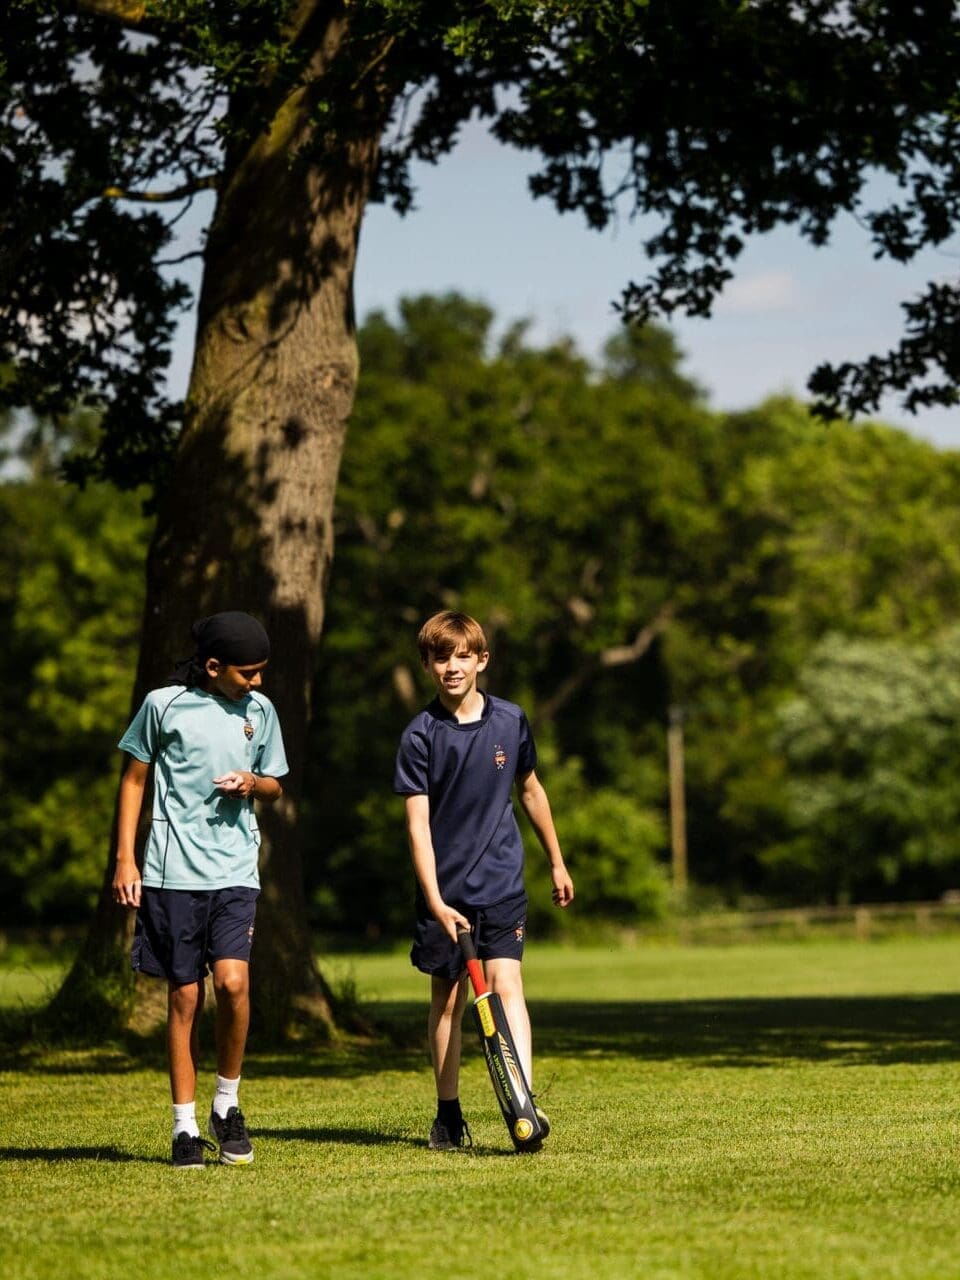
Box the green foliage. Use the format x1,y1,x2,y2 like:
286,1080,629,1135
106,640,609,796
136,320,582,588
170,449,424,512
765,629,960,900
4,0,960,497
7,295,960,930
305,295,960,929
2,3,195,488
5,293,960,931
521,750,669,930
0,444,151,923
659,399,960,896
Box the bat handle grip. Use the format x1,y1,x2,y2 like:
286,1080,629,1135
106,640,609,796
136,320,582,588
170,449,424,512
457,925,478,962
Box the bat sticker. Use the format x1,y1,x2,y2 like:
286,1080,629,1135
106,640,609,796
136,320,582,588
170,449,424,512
458,926,545,1153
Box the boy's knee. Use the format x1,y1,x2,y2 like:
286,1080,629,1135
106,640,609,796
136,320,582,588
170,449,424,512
431,974,467,1015
213,962,249,1001
168,980,202,1017
487,960,524,1001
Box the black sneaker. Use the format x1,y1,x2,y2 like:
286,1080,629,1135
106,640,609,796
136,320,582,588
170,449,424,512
428,1116,473,1151
172,1131,215,1169
208,1106,254,1165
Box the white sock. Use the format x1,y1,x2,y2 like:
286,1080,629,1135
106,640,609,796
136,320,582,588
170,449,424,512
172,1102,199,1139
213,1074,240,1119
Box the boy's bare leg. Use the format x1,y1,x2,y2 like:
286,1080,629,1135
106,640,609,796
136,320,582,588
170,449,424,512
206,958,255,1163
485,958,533,1085
168,980,204,1104
212,958,250,1078
429,974,468,1099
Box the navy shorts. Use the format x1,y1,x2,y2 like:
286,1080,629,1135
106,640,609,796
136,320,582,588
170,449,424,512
411,892,528,980
132,886,259,986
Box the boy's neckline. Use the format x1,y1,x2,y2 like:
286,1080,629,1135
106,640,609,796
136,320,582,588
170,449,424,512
197,686,251,708
435,690,488,726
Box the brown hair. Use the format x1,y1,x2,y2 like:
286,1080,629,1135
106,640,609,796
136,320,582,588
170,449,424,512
417,611,488,663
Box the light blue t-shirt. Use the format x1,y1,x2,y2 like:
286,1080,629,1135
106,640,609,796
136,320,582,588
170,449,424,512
118,685,289,891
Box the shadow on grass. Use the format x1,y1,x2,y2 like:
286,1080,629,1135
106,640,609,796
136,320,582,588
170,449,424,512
528,994,960,1067
358,993,960,1068
251,992,960,1071
254,1126,523,1158
5,993,960,1074
0,1145,166,1164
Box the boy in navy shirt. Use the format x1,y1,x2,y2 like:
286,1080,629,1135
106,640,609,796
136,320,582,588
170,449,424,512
394,610,574,1150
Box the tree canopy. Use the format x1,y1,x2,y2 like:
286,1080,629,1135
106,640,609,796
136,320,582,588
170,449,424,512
4,0,960,482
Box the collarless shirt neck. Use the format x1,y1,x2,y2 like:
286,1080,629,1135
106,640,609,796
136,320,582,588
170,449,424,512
431,691,490,730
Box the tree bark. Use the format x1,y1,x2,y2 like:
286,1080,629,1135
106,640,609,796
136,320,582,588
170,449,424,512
50,10,387,1042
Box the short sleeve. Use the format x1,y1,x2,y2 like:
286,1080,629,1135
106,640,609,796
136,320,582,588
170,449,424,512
516,710,537,777
117,693,160,763
253,700,290,779
393,725,430,795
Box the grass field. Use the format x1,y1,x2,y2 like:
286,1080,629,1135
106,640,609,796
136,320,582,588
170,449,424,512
3,937,960,1278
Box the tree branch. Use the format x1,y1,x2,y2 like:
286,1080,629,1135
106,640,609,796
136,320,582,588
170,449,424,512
535,602,676,726
351,34,398,90
599,604,676,669
156,249,204,266
71,0,172,37
102,176,218,203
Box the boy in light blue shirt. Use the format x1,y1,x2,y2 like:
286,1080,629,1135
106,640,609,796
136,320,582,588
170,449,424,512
113,611,288,1168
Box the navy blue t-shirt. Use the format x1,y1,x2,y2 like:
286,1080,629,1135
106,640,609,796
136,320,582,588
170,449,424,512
393,693,538,908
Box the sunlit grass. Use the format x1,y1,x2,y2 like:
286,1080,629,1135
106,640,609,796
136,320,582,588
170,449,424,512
3,937,960,1278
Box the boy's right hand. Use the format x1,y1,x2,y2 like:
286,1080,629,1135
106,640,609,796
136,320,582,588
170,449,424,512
432,900,470,944
112,860,142,909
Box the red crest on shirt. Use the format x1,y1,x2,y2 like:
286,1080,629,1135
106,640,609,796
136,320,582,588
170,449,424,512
493,745,507,770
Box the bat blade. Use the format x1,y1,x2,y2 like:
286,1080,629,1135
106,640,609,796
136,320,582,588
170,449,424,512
458,927,544,1152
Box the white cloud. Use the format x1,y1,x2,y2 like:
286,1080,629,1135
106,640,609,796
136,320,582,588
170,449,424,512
719,270,797,314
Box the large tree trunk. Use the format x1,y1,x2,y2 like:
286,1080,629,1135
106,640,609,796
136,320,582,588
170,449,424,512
50,13,387,1042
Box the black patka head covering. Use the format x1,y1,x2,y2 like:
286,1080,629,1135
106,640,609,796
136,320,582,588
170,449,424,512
193,611,270,665
168,611,270,685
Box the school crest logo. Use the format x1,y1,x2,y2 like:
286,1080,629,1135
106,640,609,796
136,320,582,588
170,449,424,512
243,718,254,740
493,744,508,770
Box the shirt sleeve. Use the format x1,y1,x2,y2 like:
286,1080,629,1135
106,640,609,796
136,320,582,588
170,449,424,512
393,724,430,795
254,701,290,779
117,693,159,763
516,710,538,777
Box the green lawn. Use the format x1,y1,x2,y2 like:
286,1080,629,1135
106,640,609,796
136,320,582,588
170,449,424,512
3,938,960,1278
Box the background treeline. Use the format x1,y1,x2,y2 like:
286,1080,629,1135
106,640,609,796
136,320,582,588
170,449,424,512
4,294,960,939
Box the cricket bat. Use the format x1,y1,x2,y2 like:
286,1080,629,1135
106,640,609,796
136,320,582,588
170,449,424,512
457,925,545,1152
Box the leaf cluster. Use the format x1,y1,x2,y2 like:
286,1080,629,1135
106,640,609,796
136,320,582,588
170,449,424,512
0,424,151,922
4,0,960,496
769,629,960,900
1,2,210,487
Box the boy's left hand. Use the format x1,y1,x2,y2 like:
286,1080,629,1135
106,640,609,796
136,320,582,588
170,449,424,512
214,771,256,797
551,864,574,908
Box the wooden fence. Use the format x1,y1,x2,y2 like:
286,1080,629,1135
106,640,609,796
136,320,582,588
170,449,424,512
665,899,960,943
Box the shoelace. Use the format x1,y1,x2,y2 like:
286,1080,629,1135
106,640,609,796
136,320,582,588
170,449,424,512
455,1120,473,1149
175,1133,216,1156
219,1109,248,1141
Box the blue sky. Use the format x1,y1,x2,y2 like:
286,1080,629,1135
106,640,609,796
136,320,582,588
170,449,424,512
169,120,960,449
